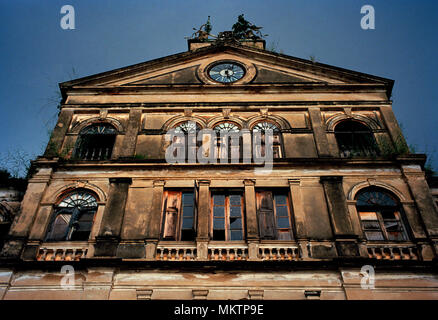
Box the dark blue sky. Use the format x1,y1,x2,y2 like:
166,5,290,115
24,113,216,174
0,0,437,176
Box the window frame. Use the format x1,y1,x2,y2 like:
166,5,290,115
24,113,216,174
160,190,197,241
210,190,245,241
256,189,294,240
334,120,379,158
74,123,117,160
251,121,284,159
172,121,202,162
356,188,410,242
213,121,243,161
45,190,98,242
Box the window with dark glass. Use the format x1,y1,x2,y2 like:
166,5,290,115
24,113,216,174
256,190,293,240
211,192,244,241
213,122,242,161
161,190,196,241
74,123,117,160
45,190,97,241
252,122,282,159
356,188,409,241
334,120,379,157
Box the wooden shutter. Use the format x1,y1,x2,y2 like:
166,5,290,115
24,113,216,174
162,191,180,240
256,191,275,239
47,212,72,241
70,210,95,241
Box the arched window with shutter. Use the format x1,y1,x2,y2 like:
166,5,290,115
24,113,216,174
356,187,409,241
45,190,98,241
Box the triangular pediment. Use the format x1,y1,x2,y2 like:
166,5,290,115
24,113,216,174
60,43,393,92
128,65,202,85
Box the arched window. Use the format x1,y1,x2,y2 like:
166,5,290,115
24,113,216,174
356,187,409,241
252,121,282,159
45,190,98,241
335,120,379,157
213,122,241,161
172,121,201,161
74,123,117,160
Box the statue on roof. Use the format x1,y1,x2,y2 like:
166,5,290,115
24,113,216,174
231,14,267,40
188,16,215,41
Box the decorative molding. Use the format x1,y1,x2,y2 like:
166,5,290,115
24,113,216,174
49,181,107,203
243,179,256,186
222,108,231,118
184,108,192,117
70,116,124,134
153,180,166,187
325,112,381,132
162,115,207,131
347,180,407,201
99,109,108,119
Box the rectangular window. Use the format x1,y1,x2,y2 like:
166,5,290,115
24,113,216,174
256,190,293,240
161,190,196,241
211,192,244,241
359,211,407,241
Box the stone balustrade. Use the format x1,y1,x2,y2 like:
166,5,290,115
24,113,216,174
258,243,301,261
36,243,89,261
207,243,248,261
367,243,419,260
155,244,197,261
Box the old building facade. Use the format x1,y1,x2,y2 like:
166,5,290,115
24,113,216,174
1,35,437,300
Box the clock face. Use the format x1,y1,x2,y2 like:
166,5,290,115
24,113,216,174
208,62,245,83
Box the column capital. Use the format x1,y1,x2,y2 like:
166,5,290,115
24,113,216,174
197,179,211,186
288,178,300,186
243,179,256,186
153,180,165,187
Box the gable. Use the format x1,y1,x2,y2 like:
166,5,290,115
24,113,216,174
129,65,202,85
252,65,320,84
60,43,393,94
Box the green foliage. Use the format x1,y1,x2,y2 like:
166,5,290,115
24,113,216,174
204,16,212,35
377,122,436,175
59,140,76,159
377,131,409,158
133,154,148,160
267,40,283,54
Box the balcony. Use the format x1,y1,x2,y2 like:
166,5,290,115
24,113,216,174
155,243,197,261
207,243,248,261
258,242,301,261
36,242,89,261
152,241,305,261
366,243,419,260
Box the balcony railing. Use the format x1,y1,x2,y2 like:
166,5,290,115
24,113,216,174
155,243,197,261
366,243,419,260
207,243,248,261
36,242,89,261
258,243,301,261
